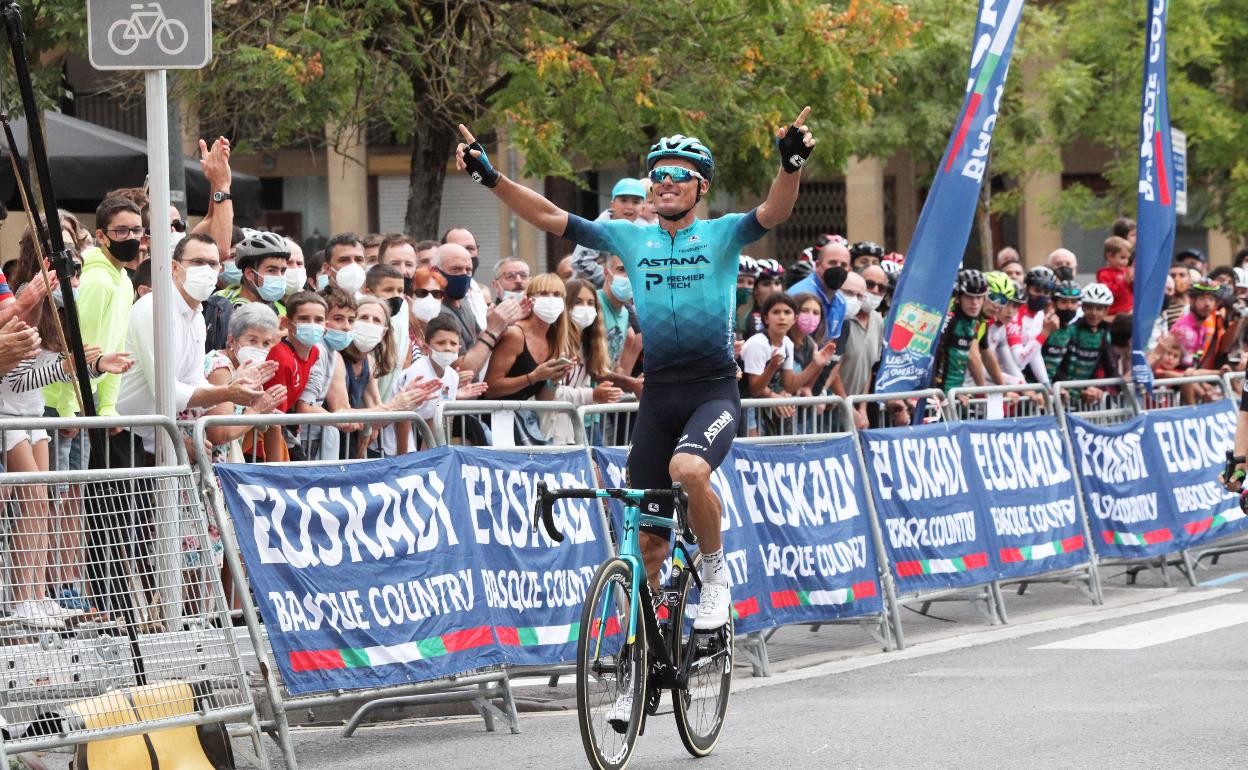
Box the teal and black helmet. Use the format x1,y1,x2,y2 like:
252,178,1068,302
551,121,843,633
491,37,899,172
647,135,715,181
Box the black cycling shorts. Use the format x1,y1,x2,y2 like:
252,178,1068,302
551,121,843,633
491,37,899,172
626,376,740,536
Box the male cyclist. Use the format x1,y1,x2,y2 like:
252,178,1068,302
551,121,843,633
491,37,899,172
455,111,816,636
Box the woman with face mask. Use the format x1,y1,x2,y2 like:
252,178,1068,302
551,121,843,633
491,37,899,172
203,302,288,461
406,266,449,357
486,273,578,400
537,279,625,444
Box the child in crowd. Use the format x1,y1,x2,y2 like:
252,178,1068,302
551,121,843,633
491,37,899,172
1055,283,1119,403
741,292,836,434
391,315,487,453
932,270,989,392
1097,236,1134,317
1042,280,1082,382
262,291,326,459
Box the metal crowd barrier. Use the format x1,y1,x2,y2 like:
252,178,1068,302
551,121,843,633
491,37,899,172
1136,373,1229,411
846,389,1003,644
193,411,513,770
948,383,1103,607
1223,370,1245,400
1052,377,1137,426
0,415,261,768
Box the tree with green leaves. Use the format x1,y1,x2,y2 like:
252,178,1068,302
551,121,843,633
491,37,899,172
180,0,915,239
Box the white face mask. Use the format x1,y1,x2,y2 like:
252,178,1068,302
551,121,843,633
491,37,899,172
533,296,565,324
169,231,186,253
285,267,307,295
431,350,459,369
181,264,219,302
410,294,443,322
862,293,883,313
840,292,862,319
501,289,526,303
334,262,366,294
236,345,269,368
570,305,598,329
352,320,386,352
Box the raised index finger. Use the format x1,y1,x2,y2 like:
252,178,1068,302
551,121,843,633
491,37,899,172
458,123,476,144
793,106,811,128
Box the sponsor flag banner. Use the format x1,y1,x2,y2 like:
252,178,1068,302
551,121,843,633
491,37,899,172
1068,401,1246,558
590,447,630,539
964,416,1088,578
728,440,884,625
216,448,503,695
1131,0,1177,390
862,422,997,592
452,447,611,667
875,0,1025,393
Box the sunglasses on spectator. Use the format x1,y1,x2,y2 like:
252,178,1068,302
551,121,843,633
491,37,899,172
106,226,147,239
648,166,705,185
171,219,187,233
864,279,887,291
412,288,445,300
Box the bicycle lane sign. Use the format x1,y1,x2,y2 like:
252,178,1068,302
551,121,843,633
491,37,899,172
88,0,212,70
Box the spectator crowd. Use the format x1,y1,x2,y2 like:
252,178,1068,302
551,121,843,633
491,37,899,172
0,138,1240,628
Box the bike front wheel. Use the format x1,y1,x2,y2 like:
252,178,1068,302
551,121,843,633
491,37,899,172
672,568,733,757
577,558,647,770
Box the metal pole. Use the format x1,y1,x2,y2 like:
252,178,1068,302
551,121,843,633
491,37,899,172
167,95,186,219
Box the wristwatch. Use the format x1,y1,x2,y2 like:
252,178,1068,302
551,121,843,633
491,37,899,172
212,191,232,204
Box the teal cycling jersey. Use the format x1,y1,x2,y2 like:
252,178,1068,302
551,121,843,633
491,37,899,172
563,210,768,384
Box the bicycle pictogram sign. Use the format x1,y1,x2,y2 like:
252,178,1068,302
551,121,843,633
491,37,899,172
108,3,189,57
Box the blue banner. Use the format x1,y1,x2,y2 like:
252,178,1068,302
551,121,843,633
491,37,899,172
592,442,884,633
963,416,1088,577
1131,0,1177,389
875,0,1025,393
451,447,611,666
1068,402,1247,557
216,448,503,695
862,422,998,592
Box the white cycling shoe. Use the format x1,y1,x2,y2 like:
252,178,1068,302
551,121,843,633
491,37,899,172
605,691,633,734
694,582,731,630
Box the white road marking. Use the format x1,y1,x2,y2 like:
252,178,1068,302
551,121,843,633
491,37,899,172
731,588,1241,694
1032,603,1248,650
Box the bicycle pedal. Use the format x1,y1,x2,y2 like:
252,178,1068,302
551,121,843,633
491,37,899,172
645,684,662,715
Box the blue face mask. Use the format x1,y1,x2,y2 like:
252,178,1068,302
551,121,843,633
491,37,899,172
316,273,330,291
221,260,243,286
323,328,354,351
293,323,325,348
440,270,473,301
256,273,286,302
609,275,633,302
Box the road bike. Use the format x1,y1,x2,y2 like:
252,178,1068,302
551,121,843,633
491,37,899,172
535,482,733,770
108,3,189,57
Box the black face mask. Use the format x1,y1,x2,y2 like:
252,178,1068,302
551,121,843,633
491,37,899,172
822,266,848,293
387,296,404,317
1027,294,1050,313
1054,266,1075,282
106,236,141,264
1055,308,1077,325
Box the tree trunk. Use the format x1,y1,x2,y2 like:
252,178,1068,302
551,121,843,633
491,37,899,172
405,108,455,240
974,179,994,271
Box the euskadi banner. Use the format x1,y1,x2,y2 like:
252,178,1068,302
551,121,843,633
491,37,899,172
1131,0,1177,389
964,416,1088,577
452,447,610,667
862,422,996,592
216,448,503,695
728,440,884,626
591,442,885,634
875,0,1025,393
1068,401,1247,558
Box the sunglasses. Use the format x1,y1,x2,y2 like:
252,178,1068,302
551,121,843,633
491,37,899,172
412,288,445,300
988,292,1012,305
171,219,187,233
864,279,887,292
648,166,705,185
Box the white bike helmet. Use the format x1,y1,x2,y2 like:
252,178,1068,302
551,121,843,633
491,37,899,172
1080,282,1115,306
738,255,759,276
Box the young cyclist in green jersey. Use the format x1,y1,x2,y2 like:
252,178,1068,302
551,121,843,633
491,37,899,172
931,269,990,392
1054,282,1119,402
1041,279,1082,381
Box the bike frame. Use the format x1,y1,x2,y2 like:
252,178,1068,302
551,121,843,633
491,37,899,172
597,491,682,651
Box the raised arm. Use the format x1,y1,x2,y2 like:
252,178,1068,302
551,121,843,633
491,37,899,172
756,107,816,230
455,124,570,236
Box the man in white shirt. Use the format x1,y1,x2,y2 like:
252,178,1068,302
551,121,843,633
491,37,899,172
116,233,267,462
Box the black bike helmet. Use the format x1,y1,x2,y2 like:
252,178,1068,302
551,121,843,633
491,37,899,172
233,229,290,271
1054,279,1082,299
850,241,885,260
956,268,989,297
1025,265,1056,292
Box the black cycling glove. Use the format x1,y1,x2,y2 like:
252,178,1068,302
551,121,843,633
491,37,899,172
777,124,813,173
463,141,500,188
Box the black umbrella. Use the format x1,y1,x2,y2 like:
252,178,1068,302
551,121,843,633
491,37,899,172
0,110,261,219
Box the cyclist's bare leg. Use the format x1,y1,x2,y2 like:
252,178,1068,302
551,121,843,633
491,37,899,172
641,532,667,592
669,454,720,554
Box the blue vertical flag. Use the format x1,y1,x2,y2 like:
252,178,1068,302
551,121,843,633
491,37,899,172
875,0,1025,393
1130,0,1176,391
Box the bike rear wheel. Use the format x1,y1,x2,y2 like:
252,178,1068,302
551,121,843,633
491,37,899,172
671,567,733,757
577,558,647,770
